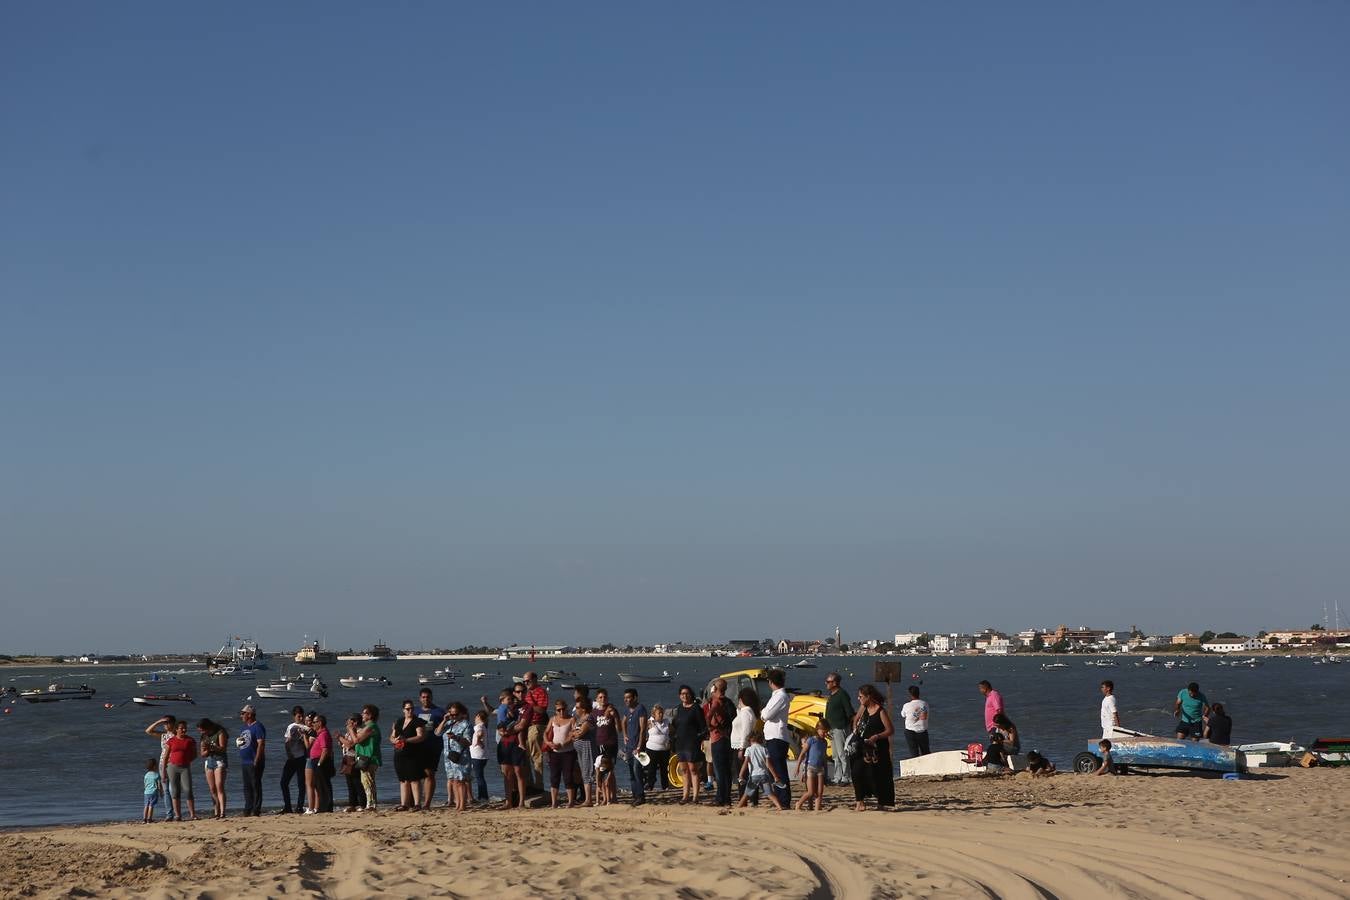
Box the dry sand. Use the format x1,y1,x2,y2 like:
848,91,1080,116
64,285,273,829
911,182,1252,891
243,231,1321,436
3,768,1347,899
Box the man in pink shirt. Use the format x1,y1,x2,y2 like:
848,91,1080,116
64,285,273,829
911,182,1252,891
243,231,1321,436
978,680,1004,733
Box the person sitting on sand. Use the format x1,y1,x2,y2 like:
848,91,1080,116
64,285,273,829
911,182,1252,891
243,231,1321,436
983,713,1021,768
1204,702,1232,746
1092,739,1116,776
737,732,784,810
1024,751,1056,777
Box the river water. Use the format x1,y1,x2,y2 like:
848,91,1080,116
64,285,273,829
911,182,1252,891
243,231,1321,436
2,654,1345,827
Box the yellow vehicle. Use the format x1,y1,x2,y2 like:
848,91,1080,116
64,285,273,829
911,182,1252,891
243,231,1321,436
665,667,829,788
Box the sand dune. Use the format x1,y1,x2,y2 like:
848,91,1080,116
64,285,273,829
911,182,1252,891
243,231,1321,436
3,768,1347,898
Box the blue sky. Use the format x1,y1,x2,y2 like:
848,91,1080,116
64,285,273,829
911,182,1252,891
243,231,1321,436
3,4,1347,652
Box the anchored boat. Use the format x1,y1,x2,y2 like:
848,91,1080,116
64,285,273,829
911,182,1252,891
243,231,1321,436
618,671,672,684
132,693,196,707
20,684,96,703
256,676,328,699
339,675,393,689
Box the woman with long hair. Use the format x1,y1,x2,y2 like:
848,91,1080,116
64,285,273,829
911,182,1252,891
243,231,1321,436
390,699,429,811
671,684,707,804
850,683,895,811
436,702,474,812
197,718,228,819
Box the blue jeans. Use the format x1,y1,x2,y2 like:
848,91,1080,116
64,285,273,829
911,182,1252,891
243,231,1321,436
709,737,732,806
471,757,489,801
625,750,645,802
766,738,790,807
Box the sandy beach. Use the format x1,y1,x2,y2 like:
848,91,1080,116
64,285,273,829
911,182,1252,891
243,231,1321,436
3,768,1346,899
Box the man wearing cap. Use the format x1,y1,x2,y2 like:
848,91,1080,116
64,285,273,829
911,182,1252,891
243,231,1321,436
237,705,267,816
622,688,648,806
522,672,550,791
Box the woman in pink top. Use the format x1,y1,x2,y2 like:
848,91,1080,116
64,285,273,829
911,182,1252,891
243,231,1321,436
307,714,334,814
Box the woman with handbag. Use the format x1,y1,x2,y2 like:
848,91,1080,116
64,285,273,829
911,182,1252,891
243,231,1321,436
850,683,895,811
390,700,429,811
353,704,381,811
337,713,366,812
197,718,229,819
436,702,474,811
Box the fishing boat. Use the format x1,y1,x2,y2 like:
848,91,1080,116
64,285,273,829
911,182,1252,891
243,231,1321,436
136,673,181,686
207,637,270,672
545,670,576,679
470,672,497,680
358,641,398,663
494,652,511,661
19,683,96,703
617,671,672,684
132,693,196,707
339,675,393,689
256,676,328,699
417,670,456,686
792,659,818,669
294,641,338,665
1041,662,1070,670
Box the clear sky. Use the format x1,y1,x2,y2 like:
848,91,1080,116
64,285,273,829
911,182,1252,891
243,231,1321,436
3,4,1348,653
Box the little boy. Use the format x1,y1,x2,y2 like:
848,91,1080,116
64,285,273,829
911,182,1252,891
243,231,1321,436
142,757,161,823
1024,750,1056,777
1092,739,1116,776
737,733,785,810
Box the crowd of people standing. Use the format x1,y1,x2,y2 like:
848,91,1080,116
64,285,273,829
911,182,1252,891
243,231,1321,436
138,667,1236,821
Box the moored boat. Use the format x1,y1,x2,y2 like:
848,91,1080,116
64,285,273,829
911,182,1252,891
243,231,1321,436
20,684,96,703
339,675,393,688
617,672,672,684
294,642,338,665
359,641,397,662
132,693,196,706
136,673,181,686
256,676,328,699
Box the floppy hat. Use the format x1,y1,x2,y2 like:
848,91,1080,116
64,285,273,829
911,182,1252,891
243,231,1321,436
635,750,651,767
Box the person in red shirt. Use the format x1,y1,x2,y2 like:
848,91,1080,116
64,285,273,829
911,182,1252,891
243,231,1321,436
521,673,550,792
164,721,199,821
702,678,737,807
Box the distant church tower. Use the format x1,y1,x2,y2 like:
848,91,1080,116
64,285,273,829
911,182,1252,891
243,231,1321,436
835,625,842,647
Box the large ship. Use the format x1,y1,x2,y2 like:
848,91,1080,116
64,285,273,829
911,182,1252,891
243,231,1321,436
360,640,397,662
294,640,338,665
206,637,270,674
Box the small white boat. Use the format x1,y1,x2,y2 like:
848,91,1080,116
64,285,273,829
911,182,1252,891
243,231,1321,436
470,672,496,680
418,671,456,686
208,664,255,678
617,671,672,684
792,659,818,669
339,675,393,689
132,693,196,707
255,676,328,699
1041,662,1070,670
20,683,96,703
899,748,1025,777
1092,659,1118,668
494,653,511,661
136,673,181,686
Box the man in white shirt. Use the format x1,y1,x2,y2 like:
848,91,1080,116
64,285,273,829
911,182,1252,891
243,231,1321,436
900,685,930,757
759,669,791,808
1100,680,1120,738
279,705,309,814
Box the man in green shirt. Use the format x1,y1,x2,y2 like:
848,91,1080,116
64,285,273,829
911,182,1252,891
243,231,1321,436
1174,682,1210,741
823,672,855,785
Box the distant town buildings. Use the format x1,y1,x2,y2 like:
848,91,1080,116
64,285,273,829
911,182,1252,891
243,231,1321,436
1201,637,1262,653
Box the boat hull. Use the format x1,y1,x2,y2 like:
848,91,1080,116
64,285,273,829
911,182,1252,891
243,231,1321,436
1083,737,1238,773
617,674,671,683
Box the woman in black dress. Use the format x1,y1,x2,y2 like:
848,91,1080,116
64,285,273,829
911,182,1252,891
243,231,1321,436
850,683,895,810
389,699,428,811
670,684,707,804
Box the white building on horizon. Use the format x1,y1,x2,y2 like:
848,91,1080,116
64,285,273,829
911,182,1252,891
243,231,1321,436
1202,637,1262,653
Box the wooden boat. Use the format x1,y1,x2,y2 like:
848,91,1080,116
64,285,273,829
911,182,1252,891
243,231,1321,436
132,693,196,707
1073,734,1238,774
20,684,96,703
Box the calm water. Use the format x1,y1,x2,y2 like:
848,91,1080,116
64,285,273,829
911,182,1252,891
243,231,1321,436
2,655,1346,827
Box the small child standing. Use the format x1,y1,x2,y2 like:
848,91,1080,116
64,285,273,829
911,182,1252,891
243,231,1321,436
142,757,161,823
737,733,784,810
1093,739,1116,776
795,722,829,811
